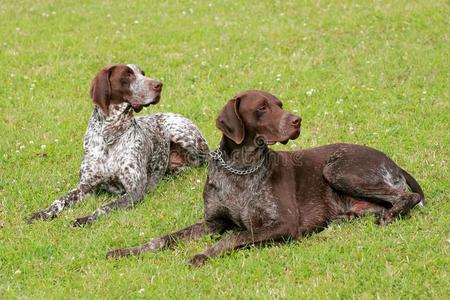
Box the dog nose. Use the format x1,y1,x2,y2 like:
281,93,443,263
291,116,301,127
151,81,163,92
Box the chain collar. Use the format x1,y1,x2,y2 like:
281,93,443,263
209,147,266,175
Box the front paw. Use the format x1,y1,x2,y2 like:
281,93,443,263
106,248,130,258
27,211,50,224
72,216,92,227
188,254,208,267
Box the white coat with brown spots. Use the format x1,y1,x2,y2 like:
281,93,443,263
28,64,209,226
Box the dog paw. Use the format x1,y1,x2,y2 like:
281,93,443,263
72,216,91,227
187,254,208,267
27,211,49,224
375,210,393,226
106,249,127,259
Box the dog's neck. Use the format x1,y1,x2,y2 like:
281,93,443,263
94,102,133,122
93,103,136,145
219,136,267,167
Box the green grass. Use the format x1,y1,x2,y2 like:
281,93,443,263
1,0,449,298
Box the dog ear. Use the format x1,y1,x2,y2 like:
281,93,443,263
90,67,113,115
216,97,245,144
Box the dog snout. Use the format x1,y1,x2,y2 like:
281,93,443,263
150,81,163,92
291,115,301,128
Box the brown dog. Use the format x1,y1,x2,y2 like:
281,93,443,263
107,90,424,266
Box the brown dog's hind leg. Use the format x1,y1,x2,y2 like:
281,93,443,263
377,192,421,224
334,198,385,222
323,147,422,225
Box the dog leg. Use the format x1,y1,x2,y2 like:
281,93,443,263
333,198,386,222
71,186,146,227
323,151,422,225
27,183,93,224
106,221,214,258
376,192,421,225
72,169,148,227
188,224,296,267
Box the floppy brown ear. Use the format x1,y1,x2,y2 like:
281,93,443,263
90,67,112,115
216,97,245,144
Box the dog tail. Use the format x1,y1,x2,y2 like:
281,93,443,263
401,168,425,206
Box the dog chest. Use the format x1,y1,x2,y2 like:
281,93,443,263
204,165,279,230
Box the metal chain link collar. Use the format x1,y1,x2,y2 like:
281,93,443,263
209,147,266,175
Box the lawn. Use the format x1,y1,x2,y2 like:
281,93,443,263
0,0,449,298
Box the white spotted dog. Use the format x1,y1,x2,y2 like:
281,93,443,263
28,64,209,227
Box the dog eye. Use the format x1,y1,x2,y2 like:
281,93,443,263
141,71,145,76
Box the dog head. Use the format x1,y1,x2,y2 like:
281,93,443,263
216,90,301,146
90,64,162,115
